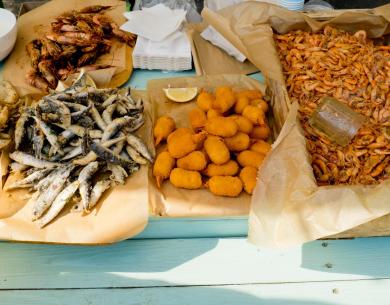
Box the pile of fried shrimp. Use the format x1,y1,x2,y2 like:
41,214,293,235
275,26,389,185
152,86,273,197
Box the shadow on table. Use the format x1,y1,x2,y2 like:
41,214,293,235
0,238,218,274
301,236,390,277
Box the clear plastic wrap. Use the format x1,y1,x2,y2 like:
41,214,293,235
309,97,366,147
137,0,201,22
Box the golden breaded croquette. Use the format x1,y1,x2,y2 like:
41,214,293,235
224,132,250,152
170,168,202,190
153,116,176,146
177,151,207,171
204,135,230,165
207,176,243,197
236,89,262,100
250,140,271,155
237,150,265,168
189,107,207,130
167,128,206,158
207,108,221,120
205,116,238,137
203,160,239,177
213,86,235,113
229,115,253,134
250,125,270,140
234,96,249,114
251,99,269,113
239,166,258,194
242,105,264,124
153,151,176,188
196,90,214,111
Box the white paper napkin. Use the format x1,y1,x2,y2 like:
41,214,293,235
201,26,246,62
121,4,186,42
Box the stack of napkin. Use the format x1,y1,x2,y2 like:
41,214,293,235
121,4,192,71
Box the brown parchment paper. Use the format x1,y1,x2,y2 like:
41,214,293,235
0,90,152,244
186,23,258,76
147,74,266,218
3,0,133,96
203,2,390,247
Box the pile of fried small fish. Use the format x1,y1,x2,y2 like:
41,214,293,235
6,74,153,228
0,81,20,151
25,5,137,91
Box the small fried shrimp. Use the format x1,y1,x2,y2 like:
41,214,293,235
153,116,176,146
170,168,202,190
197,90,214,111
250,140,271,155
204,135,230,165
203,160,239,177
205,117,238,137
177,151,207,171
229,115,253,134
189,107,207,130
213,86,235,113
224,132,250,152
237,150,265,168
250,125,270,140
207,176,243,197
242,105,264,124
239,166,258,194
153,151,175,188
167,128,206,158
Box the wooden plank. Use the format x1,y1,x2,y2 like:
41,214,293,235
135,217,248,239
1,279,390,305
1,237,390,289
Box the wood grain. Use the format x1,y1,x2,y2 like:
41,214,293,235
1,279,390,305
1,237,390,290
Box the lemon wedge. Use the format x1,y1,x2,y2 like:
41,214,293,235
164,87,198,103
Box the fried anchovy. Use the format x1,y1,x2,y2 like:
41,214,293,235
72,136,126,165
39,98,71,128
102,94,117,108
125,145,147,165
78,161,99,211
38,180,80,228
32,165,74,220
9,151,60,168
101,116,140,141
6,169,52,190
126,134,153,162
107,164,128,184
9,162,30,173
102,103,116,125
89,102,107,131
33,116,63,154
87,180,111,210
32,126,45,159
14,112,30,150
90,142,135,167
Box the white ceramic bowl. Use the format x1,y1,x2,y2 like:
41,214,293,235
0,8,17,61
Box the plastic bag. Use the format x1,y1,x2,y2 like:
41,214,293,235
136,0,201,22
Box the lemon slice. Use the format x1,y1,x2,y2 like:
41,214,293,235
164,87,198,103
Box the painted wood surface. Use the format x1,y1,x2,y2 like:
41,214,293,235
1,237,390,290
2,279,390,305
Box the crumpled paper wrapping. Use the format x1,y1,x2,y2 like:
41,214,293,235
0,90,152,244
203,2,390,247
2,0,133,96
147,74,266,218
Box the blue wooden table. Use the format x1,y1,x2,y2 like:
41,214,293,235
1,68,390,305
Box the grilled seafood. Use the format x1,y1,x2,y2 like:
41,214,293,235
25,5,137,91
275,26,389,185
